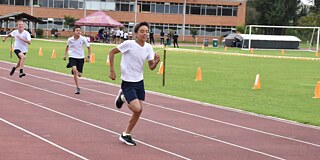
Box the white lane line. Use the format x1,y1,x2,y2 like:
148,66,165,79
9,69,320,148
1,62,319,132
0,117,89,160
0,91,191,160
0,77,285,160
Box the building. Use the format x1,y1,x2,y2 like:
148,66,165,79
0,0,246,42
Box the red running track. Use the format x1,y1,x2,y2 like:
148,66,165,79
0,61,320,160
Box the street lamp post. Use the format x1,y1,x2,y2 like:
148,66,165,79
84,0,87,34
182,0,186,41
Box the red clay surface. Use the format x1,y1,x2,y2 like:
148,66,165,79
0,61,320,160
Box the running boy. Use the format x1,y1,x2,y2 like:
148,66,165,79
2,20,31,78
108,22,160,146
63,26,91,94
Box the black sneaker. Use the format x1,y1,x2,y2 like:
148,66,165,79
119,134,136,146
9,67,16,76
19,73,26,78
75,87,80,94
115,90,125,109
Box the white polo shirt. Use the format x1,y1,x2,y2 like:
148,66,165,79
117,40,154,82
67,35,90,59
10,30,31,53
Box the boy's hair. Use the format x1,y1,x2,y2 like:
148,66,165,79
16,20,23,23
73,26,81,32
134,22,149,33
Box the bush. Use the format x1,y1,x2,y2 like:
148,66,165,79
36,28,44,37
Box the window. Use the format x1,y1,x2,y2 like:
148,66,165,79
151,3,156,12
54,0,63,8
70,0,78,9
121,3,130,11
178,5,183,14
141,2,150,12
164,4,169,13
39,0,48,7
64,0,69,9
170,3,179,14
78,0,83,9
201,5,206,15
49,0,53,8
222,6,232,16
217,6,223,16
190,5,201,15
15,0,24,5
185,5,190,14
205,26,216,36
155,3,164,13
154,24,163,34
206,6,217,15
233,6,238,16
0,0,9,5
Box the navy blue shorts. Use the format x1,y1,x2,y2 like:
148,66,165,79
66,57,84,73
121,80,145,103
14,49,26,59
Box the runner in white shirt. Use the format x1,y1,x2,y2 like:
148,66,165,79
108,22,160,146
63,26,91,94
2,20,31,78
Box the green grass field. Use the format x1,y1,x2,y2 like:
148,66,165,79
1,39,320,126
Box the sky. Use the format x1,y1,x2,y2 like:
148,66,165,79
301,0,314,5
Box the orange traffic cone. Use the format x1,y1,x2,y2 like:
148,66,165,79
195,67,202,81
315,51,318,57
250,48,254,53
106,55,110,65
252,74,261,89
90,53,95,63
224,46,228,51
39,47,43,56
51,49,56,58
313,81,320,98
157,62,163,75
281,49,285,55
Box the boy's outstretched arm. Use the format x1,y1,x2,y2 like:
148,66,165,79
108,47,120,80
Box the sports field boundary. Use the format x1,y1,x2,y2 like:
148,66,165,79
166,48,320,61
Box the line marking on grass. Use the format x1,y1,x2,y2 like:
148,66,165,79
166,48,320,61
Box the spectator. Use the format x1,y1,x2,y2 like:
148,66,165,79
149,29,155,45
173,31,179,48
160,30,164,45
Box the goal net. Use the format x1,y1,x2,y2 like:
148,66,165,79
242,25,320,52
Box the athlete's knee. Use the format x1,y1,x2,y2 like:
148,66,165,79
20,54,26,60
129,103,143,114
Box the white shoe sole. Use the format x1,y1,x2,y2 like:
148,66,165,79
119,136,135,146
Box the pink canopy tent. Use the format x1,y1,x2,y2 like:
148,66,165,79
74,11,124,27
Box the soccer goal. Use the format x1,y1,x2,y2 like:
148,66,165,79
242,25,320,52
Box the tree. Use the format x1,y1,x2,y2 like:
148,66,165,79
250,0,302,34
64,15,78,29
190,28,198,39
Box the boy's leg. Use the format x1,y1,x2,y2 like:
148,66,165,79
125,99,143,134
119,99,142,146
9,60,19,76
72,66,80,94
17,53,26,78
